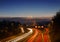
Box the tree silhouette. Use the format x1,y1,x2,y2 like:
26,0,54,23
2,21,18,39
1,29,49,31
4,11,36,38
50,11,60,42
0,20,21,40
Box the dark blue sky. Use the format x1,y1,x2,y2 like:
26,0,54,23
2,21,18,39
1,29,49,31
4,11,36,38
0,0,60,17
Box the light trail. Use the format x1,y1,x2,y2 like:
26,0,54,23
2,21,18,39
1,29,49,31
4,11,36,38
20,27,24,33
6,28,33,42
27,28,51,42
27,29,39,42
43,28,51,42
35,30,42,42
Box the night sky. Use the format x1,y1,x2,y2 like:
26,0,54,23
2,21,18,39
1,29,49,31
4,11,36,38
0,0,60,17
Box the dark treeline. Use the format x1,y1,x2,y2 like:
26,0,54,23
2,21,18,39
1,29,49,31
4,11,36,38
49,11,60,42
0,20,22,39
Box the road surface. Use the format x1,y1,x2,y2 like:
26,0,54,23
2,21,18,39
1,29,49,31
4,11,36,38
0,28,33,42
1,28,51,42
26,28,51,42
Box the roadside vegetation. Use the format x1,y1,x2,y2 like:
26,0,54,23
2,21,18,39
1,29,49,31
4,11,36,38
49,11,60,42
0,20,28,40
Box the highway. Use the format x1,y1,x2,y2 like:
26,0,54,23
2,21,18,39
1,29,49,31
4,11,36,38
26,28,51,42
23,28,51,42
1,28,51,42
27,29,39,42
6,28,33,42
18,28,51,42
0,28,33,42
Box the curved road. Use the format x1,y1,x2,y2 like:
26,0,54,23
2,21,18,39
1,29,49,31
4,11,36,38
1,28,51,42
27,29,39,42
27,28,51,42
1,28,33,42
